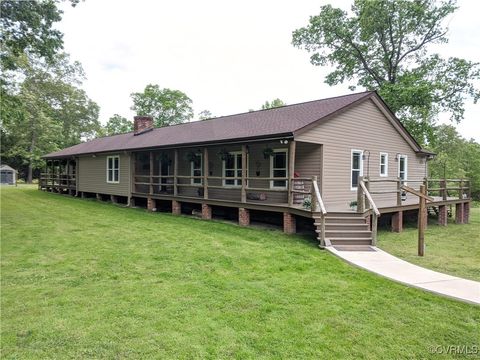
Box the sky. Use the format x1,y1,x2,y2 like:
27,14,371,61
57,0,479,141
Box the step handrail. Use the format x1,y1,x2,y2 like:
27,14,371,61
359,181,380,216
357,178,379,246
312,179,327,215
311,176,327,248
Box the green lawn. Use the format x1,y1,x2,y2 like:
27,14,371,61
377,206,480,281
1,186,479,359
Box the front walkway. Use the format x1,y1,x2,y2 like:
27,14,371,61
327,246,480,305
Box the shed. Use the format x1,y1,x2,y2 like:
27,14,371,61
0,165,17,185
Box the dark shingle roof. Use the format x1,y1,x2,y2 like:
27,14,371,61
44,91,374,158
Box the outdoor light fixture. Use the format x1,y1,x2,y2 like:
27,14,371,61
280,139,289,144
395,153,401,161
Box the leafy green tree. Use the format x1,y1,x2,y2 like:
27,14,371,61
292,0,480,144
261,98,286,110
130,84,193,127
104,114,133,135
428,125,480,199
198,110,213,120
1,53,101,182
0,0,78,71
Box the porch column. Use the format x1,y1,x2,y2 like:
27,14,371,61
438,205,448,226
131,153,136,195
173,149,178,196
241,145,247,203
463,202,470,223
283,212,296,234
203,147,209,199
172,200,181,215
391,211,403,232
455,203,464,224
202,203,212,220
147,197,156,211
149,151,154,195
239,208,250,226
288,140,296,207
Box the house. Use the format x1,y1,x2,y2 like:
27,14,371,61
1,165,17,185
41,91,471,247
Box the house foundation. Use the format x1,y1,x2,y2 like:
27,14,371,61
391,211,403,232
455,203,464,224
283,212,296,234
239,208,250,226
438,205,448,226
172,200,181,215
202,203,212,220
147,197,156,211
110,195,118,204
463,202,470,224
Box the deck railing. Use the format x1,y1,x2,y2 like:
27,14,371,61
39,173,76,189
133,174,318,204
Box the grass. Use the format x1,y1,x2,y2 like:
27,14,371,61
1,186,479,359
377,207,480,281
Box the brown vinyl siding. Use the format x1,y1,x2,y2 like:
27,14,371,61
78,153,131,196
294,142,323,189
295,99,426,207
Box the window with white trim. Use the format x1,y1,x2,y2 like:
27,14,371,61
107,155,119,183
380,152,388,177
223,152,243,187
351,150,363,190
398,155,407,181
270,149,288,189
190,153,202,184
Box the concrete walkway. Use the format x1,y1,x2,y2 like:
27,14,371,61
326,246,480,305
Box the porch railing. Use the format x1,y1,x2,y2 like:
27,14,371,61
39,173,76,189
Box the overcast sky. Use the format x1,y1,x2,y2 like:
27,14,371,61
57,0,479,141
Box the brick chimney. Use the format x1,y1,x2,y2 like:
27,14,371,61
133,115,154,135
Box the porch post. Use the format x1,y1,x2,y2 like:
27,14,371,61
396,177,402,205
149,151,154,195
288,140,296,207
66,159,70,192
173,149,178,196
357,176,364,213
203,147,208,199
241,144,247,203
131,152,136,196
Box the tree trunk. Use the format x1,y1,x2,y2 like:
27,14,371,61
27,118,37,184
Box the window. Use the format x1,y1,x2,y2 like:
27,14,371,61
270,149,288,189
351,150,363,190
398,155,407,181
190,153,203,185
223,152,243,187
107,155,119,183
380,152,388,177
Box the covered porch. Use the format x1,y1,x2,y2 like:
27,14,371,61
131,139,322,212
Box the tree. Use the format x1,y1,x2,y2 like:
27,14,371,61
0,0,79,71
198,110,213,120
1,53,101,182
428,125,480,199
104,114,133,135
261,98,286,109
292,0,480,144
130,84,193,127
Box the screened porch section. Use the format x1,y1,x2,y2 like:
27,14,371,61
132,140,323,208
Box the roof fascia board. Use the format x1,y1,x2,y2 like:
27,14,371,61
43,133,294,159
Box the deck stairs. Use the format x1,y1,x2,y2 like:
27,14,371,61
313,212,372,246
